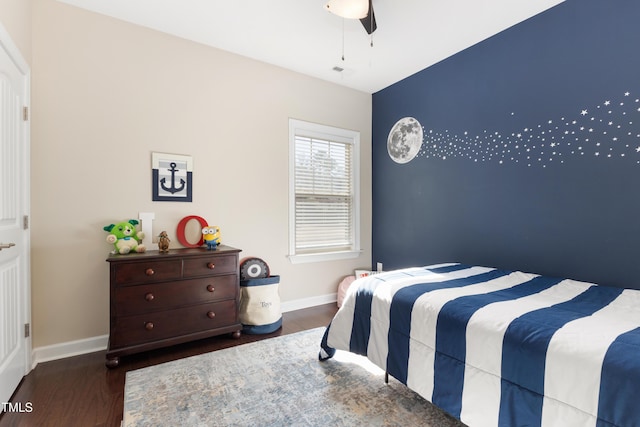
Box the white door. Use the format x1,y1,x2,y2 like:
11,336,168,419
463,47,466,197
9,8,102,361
0,23,31,405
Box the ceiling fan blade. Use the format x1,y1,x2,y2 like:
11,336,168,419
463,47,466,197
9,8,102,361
359,0,377,34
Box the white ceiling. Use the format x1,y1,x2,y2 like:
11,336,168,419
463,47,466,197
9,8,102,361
57,0,565,94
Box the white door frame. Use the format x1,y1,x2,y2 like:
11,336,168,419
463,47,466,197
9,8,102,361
0,20,32,388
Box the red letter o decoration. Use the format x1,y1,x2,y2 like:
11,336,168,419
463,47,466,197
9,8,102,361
176,215,208,248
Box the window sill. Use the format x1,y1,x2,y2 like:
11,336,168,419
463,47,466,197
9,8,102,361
288,250,363,264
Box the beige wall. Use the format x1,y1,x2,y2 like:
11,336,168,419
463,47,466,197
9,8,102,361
30,0,372,348
0,0,31,64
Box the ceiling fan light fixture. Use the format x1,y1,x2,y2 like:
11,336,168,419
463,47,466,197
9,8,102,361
325,0,369,20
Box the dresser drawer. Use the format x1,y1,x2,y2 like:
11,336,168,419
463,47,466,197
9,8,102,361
183,254,236,277
110,300,238,349
114,275,238,316
113,259,182,285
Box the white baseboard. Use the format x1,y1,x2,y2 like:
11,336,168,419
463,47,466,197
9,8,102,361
31,334,109,369
30,293,337,366
281,293,337,313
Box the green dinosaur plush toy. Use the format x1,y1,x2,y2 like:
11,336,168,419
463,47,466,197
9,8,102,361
103,219,146,254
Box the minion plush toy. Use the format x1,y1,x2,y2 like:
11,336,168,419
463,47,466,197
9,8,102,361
202,226,221,250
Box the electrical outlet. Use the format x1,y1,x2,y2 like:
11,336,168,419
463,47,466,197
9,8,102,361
376,262,383,272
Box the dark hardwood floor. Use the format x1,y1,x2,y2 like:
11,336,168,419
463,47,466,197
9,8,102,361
0,304,337,427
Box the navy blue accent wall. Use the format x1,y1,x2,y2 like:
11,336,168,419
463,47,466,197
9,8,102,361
372,0,640,289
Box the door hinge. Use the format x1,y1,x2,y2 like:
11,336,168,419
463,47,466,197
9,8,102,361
23,106,29,121
24,323,30,338
23,215,29,230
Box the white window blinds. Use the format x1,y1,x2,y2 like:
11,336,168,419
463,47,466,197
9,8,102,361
294,135,353,253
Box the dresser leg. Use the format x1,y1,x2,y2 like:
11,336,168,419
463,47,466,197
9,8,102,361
231,330,241,339
105,356,120,368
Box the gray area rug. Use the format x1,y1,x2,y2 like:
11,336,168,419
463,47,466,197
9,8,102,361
123,327,466,426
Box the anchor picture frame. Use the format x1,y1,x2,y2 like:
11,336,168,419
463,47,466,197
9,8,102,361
151,152,193,202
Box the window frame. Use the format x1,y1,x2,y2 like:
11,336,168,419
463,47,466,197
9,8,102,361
288,119,361,264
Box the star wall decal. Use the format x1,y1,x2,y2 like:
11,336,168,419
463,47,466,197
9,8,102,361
415,90,640,168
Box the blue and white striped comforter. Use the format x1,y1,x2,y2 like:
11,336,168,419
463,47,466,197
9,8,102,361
319,263,640,427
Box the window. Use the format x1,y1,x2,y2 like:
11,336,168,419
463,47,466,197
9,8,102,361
289,119,361,263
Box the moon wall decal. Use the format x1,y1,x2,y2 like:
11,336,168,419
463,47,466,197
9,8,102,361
387,117,424,164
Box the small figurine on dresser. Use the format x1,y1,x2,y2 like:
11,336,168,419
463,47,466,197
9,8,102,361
103,219,146,254
158,231,170,253
202,225,221,250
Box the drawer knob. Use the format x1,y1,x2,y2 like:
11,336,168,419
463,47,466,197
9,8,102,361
145,268,155,276
145,322,154,330
206,285,215,293
145,293,155,302
207,262,215,270
207,311,216,319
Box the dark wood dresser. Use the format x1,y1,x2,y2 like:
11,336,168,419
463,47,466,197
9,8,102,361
105,245,242,367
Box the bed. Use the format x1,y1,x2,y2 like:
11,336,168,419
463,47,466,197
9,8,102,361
319,263,640,427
